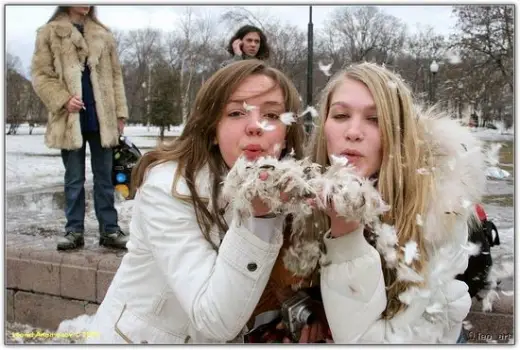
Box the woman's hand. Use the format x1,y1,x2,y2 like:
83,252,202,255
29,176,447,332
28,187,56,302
251,170,290,217
312,194,360,238
65,95,84,113
328,209,361,238
232,39,243,56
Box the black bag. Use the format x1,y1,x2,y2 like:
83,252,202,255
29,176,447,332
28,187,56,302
456,217,500,298
112,135,142,199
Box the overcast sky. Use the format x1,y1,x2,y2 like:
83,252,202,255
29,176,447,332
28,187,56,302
6,4,457,76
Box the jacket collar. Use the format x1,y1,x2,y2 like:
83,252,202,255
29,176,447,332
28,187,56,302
418,106,487,247
51,13,109,68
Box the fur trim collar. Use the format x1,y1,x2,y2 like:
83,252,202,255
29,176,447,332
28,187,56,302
49,13,111,68
418,107,487,247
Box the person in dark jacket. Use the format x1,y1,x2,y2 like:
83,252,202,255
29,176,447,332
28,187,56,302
221,25,271,67
31,5,129,250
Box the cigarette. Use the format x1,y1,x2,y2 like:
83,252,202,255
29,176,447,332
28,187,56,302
82,106,86,110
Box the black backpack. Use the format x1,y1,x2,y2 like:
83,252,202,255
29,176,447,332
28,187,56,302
456,216,500,298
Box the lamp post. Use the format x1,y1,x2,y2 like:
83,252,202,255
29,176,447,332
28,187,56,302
305,5,314,134
429,60,439,104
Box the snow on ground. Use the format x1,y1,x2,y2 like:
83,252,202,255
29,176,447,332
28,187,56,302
5,124,182,194
470,126,514,142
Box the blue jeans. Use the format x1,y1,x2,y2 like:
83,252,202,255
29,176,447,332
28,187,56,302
61,132,119,234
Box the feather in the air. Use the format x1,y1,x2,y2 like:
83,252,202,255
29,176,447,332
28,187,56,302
280,112,296,125
460,242,481,256
397,263,424,283
256,120,276,131
416,214,423,226
318,60,333,77
482,289,500,312
243,101,257,112
402,241,419,265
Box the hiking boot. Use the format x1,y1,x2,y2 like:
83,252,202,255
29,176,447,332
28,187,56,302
99,229,128,249
57,232,85,251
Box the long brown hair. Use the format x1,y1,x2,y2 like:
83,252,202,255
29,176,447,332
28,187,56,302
131,60,306,249
47,6,109,31
305,63,434,319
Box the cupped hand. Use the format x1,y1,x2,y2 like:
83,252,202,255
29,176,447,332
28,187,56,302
251,170,290,217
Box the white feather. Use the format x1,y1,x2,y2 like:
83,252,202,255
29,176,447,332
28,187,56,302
416,214,423,226
301,106,319,118
280,112,296,125
329,154,349,166
318,60,333,76
462,320,473,330
243,101,257,112
501,290,514,297
387,81,398,89
425,302,444,314
482,289,500,312
460,242,481,256
256,120,276,131
461,199,472,209
485,143,502,166
397,263,424,283
402,240,419,265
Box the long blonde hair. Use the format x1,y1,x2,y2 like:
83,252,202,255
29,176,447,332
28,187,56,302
131,60,306,250
307,63,435,318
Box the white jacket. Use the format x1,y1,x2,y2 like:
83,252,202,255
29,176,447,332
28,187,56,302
320,111,487,343
86,161,285,344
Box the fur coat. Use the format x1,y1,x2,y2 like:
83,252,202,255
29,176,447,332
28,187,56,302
31,13,128,150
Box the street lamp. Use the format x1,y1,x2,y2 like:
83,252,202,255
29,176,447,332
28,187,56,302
429,60,439,104
305,5,314,135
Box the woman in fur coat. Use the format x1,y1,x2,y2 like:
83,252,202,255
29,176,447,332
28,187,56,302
31,6,129,250
285,62,487,343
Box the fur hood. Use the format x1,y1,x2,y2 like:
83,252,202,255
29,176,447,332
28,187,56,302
418,107,487,248
31,13,128,150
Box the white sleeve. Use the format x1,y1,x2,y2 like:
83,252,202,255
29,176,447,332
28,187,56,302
321,226,472,344
136,179,284,341
320,226,388,343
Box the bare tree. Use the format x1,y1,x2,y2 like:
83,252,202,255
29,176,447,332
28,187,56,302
323,6,407,65
451,5,514,92
220,6,273,32
123,28,161,123
6,52,28,135
172,7,221,124
398,25,447,95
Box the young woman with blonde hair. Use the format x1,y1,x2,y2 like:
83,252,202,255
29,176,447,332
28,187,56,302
285,62,486,343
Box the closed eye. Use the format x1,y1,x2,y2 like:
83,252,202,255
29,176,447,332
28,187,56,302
331,114,349,119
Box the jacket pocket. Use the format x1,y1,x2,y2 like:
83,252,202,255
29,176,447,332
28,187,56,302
114,304,189,344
